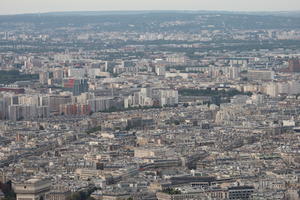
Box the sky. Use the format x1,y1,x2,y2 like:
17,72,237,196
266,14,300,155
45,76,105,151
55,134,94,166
1,0,300,15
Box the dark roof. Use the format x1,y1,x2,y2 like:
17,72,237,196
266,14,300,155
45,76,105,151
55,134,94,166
228,186,255,190
170,176,216,185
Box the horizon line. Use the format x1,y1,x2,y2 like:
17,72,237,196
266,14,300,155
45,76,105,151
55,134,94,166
1,9,300,16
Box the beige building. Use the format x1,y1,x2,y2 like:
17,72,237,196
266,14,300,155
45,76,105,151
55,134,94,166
13,178,51,200
134,148,157,158
75,168,105,180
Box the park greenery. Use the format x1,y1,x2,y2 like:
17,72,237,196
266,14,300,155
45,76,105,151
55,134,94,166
0,70,38,84
0,181,16,200
86,126,101,134
179,88,252,97
101,105,163,113
179,88,252,106
67,187,97,200
162,188,182,195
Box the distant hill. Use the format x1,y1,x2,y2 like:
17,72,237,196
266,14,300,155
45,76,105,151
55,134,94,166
3,10,300,17
0,10,299,32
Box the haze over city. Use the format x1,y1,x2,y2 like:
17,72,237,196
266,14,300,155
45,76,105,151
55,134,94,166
1,0,300,15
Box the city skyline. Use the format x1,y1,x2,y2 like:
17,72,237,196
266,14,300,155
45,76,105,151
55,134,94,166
1,0,300,15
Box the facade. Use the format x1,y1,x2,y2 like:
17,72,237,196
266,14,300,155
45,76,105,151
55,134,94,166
246,70,274,81
88,97,114,112
59,103,91,116
63,79,88,96
228,186,254,200
46,186,71,200
156,191,213,200
156,186,253,200
288,59,300,73
39,72,49,85
8,105,49,121
0,88,25,94
49,95,72,114
158,90,178,107
68,68,86,79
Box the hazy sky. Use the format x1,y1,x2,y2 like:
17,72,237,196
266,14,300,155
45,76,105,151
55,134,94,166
1,0,300,15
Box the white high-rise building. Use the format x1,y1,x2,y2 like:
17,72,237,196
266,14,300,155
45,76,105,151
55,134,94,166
159,90,178,106
288,80,300,95
228,66,240,80
68,68,86,78
155,66,166,76
264,82,278,97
